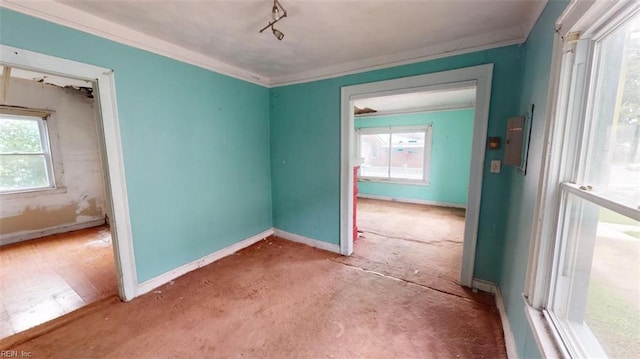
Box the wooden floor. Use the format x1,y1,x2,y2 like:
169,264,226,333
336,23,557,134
0,226,117,338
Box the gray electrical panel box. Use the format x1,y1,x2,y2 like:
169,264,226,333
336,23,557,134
504,116,525,166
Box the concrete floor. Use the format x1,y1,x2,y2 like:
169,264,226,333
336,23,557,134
0,200,506,357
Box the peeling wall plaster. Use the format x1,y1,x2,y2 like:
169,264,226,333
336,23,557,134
0,77,107,244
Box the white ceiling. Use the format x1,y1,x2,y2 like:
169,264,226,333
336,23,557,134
3,0,547,86
354,87,475,115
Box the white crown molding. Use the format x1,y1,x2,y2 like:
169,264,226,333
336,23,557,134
1,0,547,88
268,35,524,87
521,0,549,42
0,0,269,87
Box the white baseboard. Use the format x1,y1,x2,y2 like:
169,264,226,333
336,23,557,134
496,286,518,359
357,194,467,209
472,279,518,359
471,278,497,294
136,228,274,296
135,227,341,297
273,228,341,254
0,218,106,246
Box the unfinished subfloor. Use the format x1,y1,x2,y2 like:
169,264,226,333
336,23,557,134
351,198,469,297
0,211,506,357
0,226,117,338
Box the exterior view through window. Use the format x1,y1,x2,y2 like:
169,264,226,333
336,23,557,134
548,12,640,358
0,114,53,192
358,126,431,183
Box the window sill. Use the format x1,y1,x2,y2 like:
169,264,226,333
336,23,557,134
524,295,570,359
1,186,67,199
358,179,430,187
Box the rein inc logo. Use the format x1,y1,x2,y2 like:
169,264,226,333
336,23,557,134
1,351,32,358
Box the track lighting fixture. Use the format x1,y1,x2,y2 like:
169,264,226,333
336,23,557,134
272,28,285,41
259,0,287,41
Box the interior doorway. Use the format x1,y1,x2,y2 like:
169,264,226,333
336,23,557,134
0,45,137,338
351,86,475,289
340,65,494,287
0,66,119,337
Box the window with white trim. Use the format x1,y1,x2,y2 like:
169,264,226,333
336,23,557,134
357,125,432,184
0,113,55,193
528,6,640,358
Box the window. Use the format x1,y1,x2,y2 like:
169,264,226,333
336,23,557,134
357,125,432,184
528,5,640,358
0,113,55,192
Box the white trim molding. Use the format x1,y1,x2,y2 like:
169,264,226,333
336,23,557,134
496,287,519,359
137,227,342,296
273,228,341,254
357,194,466,209
341,65,493,288
0,0,267,86
471,280,518,359
136,228,275,296
524,2,640,358
0,218,105,246
270,37,519,87
0,0,546,88
270,5,546,88
524,298,570,359
471,278,497,294
0,44,139,301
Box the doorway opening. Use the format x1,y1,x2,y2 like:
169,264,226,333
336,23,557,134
0,66,117,337
340,65,493,287
0,45,137,338
350,86,475,292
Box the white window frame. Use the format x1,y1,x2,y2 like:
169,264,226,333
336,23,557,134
356,124,432,185
0,108,62,194
525,1,640,358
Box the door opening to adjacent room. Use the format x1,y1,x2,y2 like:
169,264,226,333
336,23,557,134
0,46,137,339
0,67,117,338
340,65,493,287
349,86,475,292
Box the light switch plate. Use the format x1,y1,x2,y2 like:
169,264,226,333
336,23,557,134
490,160,501,173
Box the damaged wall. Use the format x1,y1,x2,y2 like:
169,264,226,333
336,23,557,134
0,77,107,245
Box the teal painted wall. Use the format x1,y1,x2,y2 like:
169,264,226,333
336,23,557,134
0,9,273,282
355,109,474,206
500,1,569,358
270,46,522,282
0,13,570,358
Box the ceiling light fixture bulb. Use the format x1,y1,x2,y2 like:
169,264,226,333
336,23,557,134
259,0,288,40
272,28,284,40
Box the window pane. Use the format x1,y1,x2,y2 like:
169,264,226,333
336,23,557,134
584,15,640,208
551,193,640,358
360,133,390,178
0,155,50,191
390,132,425,180
0,116,44,153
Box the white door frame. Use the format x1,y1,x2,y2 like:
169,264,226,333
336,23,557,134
1,45,138,300
340,64,494,287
